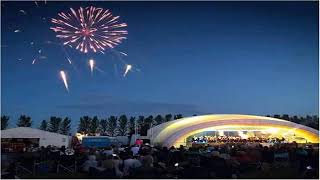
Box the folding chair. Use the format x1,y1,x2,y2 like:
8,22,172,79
57,155,77,174
15,152,34,175
15,162,33,176
34,160,52,175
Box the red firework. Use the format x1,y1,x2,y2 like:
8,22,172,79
50,6,127,53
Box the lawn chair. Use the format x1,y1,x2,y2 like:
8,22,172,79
57,153,77,174
15,161,33,176
33,160,52,175
15,152,36,175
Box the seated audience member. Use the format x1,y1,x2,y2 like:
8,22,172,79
112,155,124,177
157,147,169,163
135,139,143,146
101,155,117,178
131,154,161,178
82,155,98,172
119,145,125,152
206,151,230,178
123,152,142,176
303,166,317,179
181,158,210,178
1,162,17,179
235,151,252,164
131,145,140,156
102,146,114,156
168,149,185,166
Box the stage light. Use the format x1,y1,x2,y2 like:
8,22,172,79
218,130,224,136
266,128,278,134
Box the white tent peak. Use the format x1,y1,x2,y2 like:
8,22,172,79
1,127,72,147
1,127,70,138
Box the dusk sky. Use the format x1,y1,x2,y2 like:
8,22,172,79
1,1,319,129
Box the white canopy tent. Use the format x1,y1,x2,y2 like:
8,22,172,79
1,127,72,147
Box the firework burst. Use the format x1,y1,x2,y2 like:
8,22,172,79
50,6,128,53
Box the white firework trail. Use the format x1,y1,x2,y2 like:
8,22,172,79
19,10,27,15
119,51,128,56
123,64,132,77
89,59,95,74
60,70,69,91
67,58,72,64
95,67,105,73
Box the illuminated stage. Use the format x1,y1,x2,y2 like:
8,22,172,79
147,114,319,147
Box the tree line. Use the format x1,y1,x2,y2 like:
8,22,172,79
0,114,184,136
266,114,319,130
0,115,72,135
1,114,319,136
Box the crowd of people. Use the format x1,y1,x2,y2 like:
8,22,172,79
191,135,288,144
1,140,319,179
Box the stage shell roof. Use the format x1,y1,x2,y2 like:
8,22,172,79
148,114,319,147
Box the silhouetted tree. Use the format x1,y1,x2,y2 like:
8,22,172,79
306,115,312,121
174,114,183,120
60,117,71,135
118,115,128,136
137,116,144,125
165,114,172,122
39,120,48,131
140,115,153,135
145,115,153,125
107,116,117,136
273,114,280,119
89,116,99,135
78,116,91,134
128,116,136,136
137,116,144,134
305,121,319,130
281,114,290,121
17,115,32,127
140,124,149,136
1,115,9,130
48,116,62,133
100,119,108,134
299,116,305,124
312,115,319,121
292,116,300,123
154,115,163,125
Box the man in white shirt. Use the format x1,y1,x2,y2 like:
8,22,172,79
131,145,140,156
123,153,142,176
82,155,98,172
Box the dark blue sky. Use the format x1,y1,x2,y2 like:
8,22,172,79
1,1,319,129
